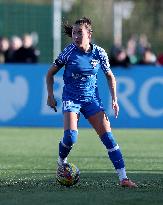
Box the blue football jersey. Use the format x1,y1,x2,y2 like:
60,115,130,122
54,43,111,101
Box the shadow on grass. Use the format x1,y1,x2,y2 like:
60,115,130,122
0,172,163,205
0,171,163,190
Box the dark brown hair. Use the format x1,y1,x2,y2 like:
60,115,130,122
63,17,92,38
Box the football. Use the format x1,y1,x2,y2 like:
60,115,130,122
56,163,80,187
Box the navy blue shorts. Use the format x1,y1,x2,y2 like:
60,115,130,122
62,98,105,119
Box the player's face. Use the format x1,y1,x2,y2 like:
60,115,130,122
72,25,91,49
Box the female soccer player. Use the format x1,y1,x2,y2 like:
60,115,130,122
46,17,137,188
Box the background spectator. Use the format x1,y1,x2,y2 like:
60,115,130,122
0,37,10,63
126,35,138,65
14,33,40,63
139,47,157,65
157,53,163,65
137,34,151,59
111,48,130,67
0,32,160,67
5,36,22,63
109,36,129,67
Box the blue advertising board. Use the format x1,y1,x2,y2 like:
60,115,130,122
0,64,163,128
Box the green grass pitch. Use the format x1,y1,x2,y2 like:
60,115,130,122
0,128,163,205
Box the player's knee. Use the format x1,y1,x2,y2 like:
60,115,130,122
100,132,117,150
62,129,78,147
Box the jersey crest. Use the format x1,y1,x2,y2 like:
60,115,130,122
90,59,100,68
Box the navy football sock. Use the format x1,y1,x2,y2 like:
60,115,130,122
59,129,78,160
100,132,127,180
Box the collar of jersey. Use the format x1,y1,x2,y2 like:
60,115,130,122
73,43,94,54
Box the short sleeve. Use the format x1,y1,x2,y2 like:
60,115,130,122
53,43,76,69
53,54,65,69
98,47,111,73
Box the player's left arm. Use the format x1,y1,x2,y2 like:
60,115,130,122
97,46,119,118
105,70,119,118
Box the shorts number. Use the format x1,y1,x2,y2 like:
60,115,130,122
63,100,72,110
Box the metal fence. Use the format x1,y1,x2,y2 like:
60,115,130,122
0,0,53,63
0,0,163,63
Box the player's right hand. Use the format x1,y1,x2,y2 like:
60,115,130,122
47,95,57,112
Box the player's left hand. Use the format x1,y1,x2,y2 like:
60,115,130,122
112,99,119,118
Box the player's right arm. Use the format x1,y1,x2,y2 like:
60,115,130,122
46,43,75,111
46,64,61,112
